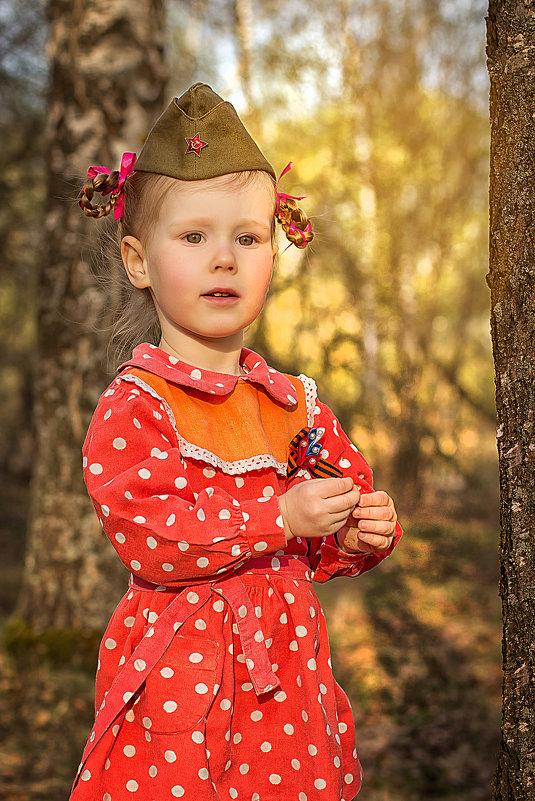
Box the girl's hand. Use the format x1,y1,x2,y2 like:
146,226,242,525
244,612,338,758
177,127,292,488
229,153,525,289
337,490,398,554
278,477,361,542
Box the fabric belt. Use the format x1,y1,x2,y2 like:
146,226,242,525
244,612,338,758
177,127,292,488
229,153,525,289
74,555,311,786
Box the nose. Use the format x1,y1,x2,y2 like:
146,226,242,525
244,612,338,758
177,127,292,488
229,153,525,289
211,240,237,272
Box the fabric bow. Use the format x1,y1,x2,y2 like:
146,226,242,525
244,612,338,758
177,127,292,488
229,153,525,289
275,162,313,241
287,427,343,480
85,151,137,220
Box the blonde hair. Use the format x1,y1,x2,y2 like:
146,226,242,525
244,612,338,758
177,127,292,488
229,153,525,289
80,168,313,367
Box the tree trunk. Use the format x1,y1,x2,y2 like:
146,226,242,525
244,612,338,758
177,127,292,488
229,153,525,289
487,2,535,798
18,0,168,631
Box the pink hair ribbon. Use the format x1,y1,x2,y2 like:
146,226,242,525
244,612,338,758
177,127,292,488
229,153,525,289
275,162,312,244
84,151,137,220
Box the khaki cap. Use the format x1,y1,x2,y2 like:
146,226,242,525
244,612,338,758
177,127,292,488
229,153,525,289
134,83,275,181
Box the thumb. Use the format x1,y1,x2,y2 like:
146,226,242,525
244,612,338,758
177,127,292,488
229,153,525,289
318,476,354,498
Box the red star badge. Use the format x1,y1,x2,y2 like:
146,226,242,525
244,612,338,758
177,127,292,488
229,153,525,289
185,133,208,157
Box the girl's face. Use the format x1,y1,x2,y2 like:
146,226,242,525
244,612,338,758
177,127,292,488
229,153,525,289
122,174,277,366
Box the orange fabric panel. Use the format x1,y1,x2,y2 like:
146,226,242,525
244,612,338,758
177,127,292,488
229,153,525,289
125,367,308,465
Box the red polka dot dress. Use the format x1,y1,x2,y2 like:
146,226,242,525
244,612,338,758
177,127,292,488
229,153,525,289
70,344,401,801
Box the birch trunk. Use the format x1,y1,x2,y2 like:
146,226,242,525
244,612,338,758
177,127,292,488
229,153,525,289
487,2,535,797
19,0,168,631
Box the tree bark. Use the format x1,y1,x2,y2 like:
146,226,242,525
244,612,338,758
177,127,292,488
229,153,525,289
487,2,535,797
18,0,168,631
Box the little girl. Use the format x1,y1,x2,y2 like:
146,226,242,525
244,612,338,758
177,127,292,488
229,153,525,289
72,83,400,801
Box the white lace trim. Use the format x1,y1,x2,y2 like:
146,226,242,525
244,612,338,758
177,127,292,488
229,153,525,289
296,374,318,427
118,373,289,476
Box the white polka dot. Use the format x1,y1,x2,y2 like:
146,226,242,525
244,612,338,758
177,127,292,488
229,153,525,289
133,516,146,524
284,723,294,735
287,394,297,404
254,541,268,551
299,794,308,801
187,591,199,604
238,605,247,617
262,486,274,497
115,532,126,544
269,774,281,785
195,683,209,695
163,700,177,713
124,616,135,627
271,557,280,570
339,458,351,468
197,557,209,568
178,541,189,551
302,710,308,722
151,448,168,459
100,504,110,517
175,476,187,489
338,721,348,732
254,630,264,642
89,463,103,475
112,724,120,735
344,774,354,784
160,667,174,678
213,599,224,612
146,536,157,549
243,512,249,522
142,717,152,728
133,417,141,429
197,508,206,521
251,710,263,721
198,768,209,780
280,612,288,624
123,745,136,757
292,758,301,770
203,467,216,478
241,682,253,692
195,619,207,630
134,659,146,671
276,515,284,528
112,438,126,450
81,769,91,781
192,731,204,743
289,640,298,651
314,779,327,790
320,683,327,694
162,563,174,572
126,780,138,792
239,763,249,774
230,789,238,799
307,658,317,670
171,786,185,797
189,652,203,663
233,732,242,744
165,750,177,762
130,560,141,571
166,514,176,526
261,741,272,752
308,744,318,755
138,468,151,479
334,756,341,767
149,765,157,777
105,638,116,649
220,698,231,710
219,509,231,520
231,544,241,557
274,690,287,702
296,625,307,637
191,369,202,380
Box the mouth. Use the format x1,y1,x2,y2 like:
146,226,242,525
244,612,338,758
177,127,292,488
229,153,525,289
202,289,239,298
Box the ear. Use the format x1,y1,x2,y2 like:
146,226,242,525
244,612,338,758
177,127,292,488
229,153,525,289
121,236,151,289
272,242,279,258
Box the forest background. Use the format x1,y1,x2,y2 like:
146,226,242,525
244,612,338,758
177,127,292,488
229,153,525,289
0,0,500,800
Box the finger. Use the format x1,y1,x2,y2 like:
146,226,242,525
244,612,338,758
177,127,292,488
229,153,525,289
317,476,355,498
355,530,394,550
358,490,391,508
356,518,396,536
353,504,396,521
325,485,360,509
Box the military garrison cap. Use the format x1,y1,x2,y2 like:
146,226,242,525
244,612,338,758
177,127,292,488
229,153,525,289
134,83,276,181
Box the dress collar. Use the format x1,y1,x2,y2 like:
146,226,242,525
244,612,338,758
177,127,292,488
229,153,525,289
118,343,299,408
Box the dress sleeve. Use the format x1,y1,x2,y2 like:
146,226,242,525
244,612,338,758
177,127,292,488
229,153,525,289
305,399,402,583
83,379,287,586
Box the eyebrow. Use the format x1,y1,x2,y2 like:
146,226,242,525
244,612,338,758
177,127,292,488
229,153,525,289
169,218,271,232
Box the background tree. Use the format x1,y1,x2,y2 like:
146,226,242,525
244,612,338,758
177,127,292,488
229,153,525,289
487,2,535,798
18,0,169,630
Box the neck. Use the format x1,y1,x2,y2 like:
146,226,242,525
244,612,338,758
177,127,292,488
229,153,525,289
158,334,245,376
